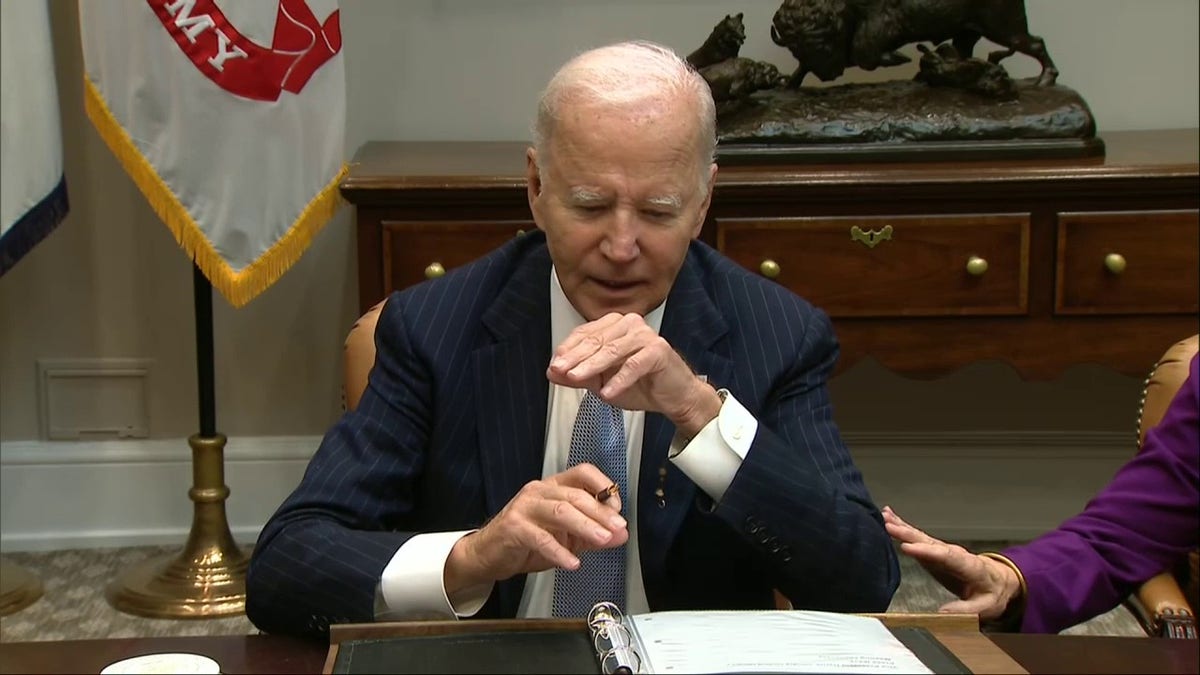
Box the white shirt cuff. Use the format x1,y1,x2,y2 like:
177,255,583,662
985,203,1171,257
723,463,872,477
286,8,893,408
375,530,493,620
667,390,758,503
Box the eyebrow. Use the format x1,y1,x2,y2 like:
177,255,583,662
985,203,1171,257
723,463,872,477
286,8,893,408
565,187,683,211
644,195,683,210
567,187,606,204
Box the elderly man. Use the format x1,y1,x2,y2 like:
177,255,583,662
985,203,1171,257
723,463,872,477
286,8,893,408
246,40,897,637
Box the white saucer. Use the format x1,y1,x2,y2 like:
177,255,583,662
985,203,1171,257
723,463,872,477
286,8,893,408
100,652,221,674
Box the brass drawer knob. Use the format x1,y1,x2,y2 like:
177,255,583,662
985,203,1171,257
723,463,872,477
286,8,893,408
759,259,781,279
424,262,446,279
1104,253,1126,275
965,256,989,276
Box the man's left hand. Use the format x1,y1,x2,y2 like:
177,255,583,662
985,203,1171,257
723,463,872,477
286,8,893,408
547,312,721,437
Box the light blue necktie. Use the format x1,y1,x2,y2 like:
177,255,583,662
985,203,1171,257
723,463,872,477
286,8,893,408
551,391,628,617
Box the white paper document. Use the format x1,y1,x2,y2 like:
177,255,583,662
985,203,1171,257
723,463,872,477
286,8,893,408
625,609,935,674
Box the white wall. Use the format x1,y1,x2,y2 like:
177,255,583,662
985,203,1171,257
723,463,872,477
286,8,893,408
1,0,1197,550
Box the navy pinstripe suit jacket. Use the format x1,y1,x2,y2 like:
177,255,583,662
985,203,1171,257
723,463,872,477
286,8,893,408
246,231,899,637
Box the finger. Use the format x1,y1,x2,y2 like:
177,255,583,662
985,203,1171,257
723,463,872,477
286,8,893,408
896,541,947,565
482,502,583,572
514,519,582,571
884,521,924,544
884,514,939,546
560,331,650,386
881,506,916,530
527,482,628,543
554,464,624,507
597,338,676,400
883,516,936,542
553,462,619,494
545,467,628,531
903,542,991,590
549,314,627,373
940,595,1004,620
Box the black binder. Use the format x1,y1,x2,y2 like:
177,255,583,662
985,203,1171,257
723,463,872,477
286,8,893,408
330,628,599,674
326,607,972,674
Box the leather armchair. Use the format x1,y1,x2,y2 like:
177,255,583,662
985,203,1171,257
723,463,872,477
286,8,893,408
342,300,386,412
1123,335,1199,639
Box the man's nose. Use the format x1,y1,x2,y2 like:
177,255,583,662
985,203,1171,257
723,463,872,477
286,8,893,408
601,212,640,262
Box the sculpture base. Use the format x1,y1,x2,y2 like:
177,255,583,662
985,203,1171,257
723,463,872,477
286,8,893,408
106,546,250,619
717,135,1105,165
0,562,44,616
716,79,1103,165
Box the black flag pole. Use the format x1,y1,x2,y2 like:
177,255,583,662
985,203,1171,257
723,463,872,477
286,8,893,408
106,262,249,618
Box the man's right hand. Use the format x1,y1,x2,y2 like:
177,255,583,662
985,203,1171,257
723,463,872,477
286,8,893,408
882,506,1022,621
443,463,629,595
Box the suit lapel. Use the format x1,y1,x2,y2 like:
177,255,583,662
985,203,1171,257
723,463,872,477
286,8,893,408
639,250,733,584
473,244,553,615
474,245,553,516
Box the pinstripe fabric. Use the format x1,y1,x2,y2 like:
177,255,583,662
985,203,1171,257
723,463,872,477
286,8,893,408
246,231,899,638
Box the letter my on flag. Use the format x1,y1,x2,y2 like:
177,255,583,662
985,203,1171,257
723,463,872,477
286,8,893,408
79,0,346,307
1,0,70,277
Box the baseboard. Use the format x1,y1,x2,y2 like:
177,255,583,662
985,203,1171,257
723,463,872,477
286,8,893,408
845,429,1132,542
0,430,1132,551
4,526,265,551
1,436,317,552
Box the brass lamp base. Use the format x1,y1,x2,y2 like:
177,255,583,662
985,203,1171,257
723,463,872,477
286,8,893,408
0,561,44,616
107,433,250,619
105,545,249,619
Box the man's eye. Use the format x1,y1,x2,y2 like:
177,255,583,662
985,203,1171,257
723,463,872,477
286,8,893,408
575,205,606,214
643,210,674,220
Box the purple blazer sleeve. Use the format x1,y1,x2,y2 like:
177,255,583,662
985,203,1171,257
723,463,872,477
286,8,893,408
1004,354,1199,634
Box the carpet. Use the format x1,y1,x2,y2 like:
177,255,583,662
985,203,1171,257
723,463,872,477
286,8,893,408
0,543,1142,642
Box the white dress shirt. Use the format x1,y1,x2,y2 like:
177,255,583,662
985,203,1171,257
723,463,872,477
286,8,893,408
375,267,759,620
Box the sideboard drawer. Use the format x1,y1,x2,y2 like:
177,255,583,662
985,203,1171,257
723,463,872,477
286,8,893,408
1055,210,1199,315
382,220,532,295
716,214,1030,317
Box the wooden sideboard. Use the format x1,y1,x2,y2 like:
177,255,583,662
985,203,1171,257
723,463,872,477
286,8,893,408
340,129,1199,380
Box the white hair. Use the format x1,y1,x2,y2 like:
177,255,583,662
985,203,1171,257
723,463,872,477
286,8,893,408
532,40,717,186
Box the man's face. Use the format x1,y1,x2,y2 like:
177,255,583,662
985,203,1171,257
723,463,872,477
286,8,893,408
527,99,716,321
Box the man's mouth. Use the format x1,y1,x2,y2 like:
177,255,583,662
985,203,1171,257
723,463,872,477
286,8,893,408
592,277,641,291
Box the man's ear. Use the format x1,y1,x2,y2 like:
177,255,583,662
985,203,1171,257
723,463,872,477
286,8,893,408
526,147,549,232
526,147,542,201
692,162,718,238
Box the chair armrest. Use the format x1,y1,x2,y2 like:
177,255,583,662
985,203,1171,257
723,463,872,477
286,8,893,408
342,300,387,412
1125,571,1197,639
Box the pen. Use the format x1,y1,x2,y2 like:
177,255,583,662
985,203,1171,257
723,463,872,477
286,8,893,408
595,483,618,503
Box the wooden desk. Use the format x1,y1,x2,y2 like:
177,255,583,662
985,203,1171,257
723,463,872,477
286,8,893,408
989,633,1200,675
341,129,1199,380
3,627,1197,674
0,634,325,674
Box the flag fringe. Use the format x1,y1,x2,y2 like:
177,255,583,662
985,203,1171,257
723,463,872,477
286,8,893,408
0,175,70,277
82,77,346,308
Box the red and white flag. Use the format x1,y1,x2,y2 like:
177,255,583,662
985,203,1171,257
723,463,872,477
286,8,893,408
80,0,346,306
